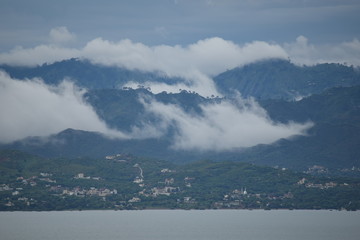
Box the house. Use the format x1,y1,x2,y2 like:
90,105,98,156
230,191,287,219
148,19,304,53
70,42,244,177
165,178,174,185
128,197,141,203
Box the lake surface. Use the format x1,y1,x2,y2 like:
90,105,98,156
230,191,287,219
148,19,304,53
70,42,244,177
0,210,359,240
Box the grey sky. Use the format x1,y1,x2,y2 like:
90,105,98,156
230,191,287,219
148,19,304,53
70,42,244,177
0,0,359,51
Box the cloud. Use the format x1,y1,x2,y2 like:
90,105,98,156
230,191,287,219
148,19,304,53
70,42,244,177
1,31,359,95
0,45,80,67
138,94,313,151
83,37,288,76
0,35,288,95
0,33,314,149
49,26,76,44
284,36,360,66
0,72,126,143
82,37,288,96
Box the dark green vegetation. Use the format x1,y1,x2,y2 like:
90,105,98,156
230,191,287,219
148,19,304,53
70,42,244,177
232,86,360,173
0,58,184,89
1,58,360,210
2,59,359,99
1,150,359,211
214,59,360,100
3,86,360,174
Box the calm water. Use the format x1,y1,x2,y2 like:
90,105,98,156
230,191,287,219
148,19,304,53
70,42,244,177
0,210,359,240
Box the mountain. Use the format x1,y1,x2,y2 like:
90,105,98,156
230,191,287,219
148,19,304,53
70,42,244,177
214,59,360,100
0,58,183,89
2,86,360,175
84,88,211,131
233,86,360,172
1,58,360,176
2,58,359,100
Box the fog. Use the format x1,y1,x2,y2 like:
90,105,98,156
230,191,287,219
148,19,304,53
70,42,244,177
0,72,126,143
0,29,324,149
138,95,313,151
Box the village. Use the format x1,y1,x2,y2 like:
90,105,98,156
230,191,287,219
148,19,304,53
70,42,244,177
0,154,357,210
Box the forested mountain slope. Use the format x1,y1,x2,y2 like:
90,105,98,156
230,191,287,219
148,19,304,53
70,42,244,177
214,59,360,100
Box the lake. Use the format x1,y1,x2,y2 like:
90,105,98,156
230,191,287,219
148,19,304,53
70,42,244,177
0,210,359,240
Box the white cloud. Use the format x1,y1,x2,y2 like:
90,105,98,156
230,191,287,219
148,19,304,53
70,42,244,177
0,33,316,149
284,36,360,66
1,32,359,95
49,26,76,44
138,95,313,151
0,36,289,95
82,37,288,96
83,37,288,76
0,72,126,143
0,45,80,67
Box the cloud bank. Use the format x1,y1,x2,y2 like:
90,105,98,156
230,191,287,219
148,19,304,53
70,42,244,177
1,28,359,96
138,95,313,151
1,28,359,70
0,72,126,143
0,70,312,150
284,36,360,66
0,29,325,150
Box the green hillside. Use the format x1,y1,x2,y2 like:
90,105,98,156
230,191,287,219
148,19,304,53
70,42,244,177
1,85,360,174
239,86,360,171
1,150,359,211
0,58,183,89
214,59,360,100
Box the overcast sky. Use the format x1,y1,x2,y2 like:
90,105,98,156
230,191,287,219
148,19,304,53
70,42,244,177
0,0,359,51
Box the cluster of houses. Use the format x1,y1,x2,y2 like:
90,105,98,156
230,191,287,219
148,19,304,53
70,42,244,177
297,177,339,189
305,165,329,174
61,187,118,197
1,172,57,197
74,173,101,181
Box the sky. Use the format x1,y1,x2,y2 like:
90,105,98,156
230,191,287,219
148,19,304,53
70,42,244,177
0,0,359,51
0,0,359,150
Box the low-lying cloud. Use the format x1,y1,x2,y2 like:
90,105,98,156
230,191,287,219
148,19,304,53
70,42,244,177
0,71,312,151
1,28,359,70
0,72,126,143
83,37,288,77
0,28,338,149
1,28,359,96
284,36,360,66
138,95,313,151
83,37,288,96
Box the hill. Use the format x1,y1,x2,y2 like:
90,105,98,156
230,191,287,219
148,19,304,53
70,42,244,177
2,58,359,100
239,86,360,172
0,58,183,89
214,59,360,100
1,150,359,211
1,86,359,175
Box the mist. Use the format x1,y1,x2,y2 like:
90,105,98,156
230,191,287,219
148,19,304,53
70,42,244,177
0,30,323,149
1,29,359,96
0,72,126,143
138,95,313,151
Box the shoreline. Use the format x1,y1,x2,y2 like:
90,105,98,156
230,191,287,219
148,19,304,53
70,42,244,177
1,208,358,213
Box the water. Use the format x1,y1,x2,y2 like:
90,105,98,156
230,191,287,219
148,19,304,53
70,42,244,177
0,210,359,240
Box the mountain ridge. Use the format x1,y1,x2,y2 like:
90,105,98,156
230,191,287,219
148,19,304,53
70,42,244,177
214,59,360,100
2,58,360,100
1,85,359,174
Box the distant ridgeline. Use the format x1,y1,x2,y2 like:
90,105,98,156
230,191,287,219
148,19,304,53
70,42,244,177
1,58,360,100
1,59,360,175
0,58,184,90
214,59,360,100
